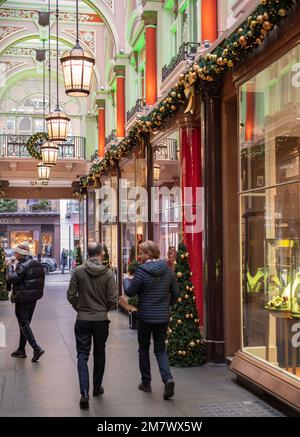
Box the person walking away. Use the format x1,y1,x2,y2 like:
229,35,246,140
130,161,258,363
123,240,180,400
67,242,117,409
61,248,67,274
6,242,45,362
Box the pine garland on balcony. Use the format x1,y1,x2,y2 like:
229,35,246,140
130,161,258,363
27,132,49,160
75,0,296,199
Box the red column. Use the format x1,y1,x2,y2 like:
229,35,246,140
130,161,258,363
201,0,218,43
245,83,255,142
180,123,203,325
97,99,105,158
145,26,157,105
115,66,125,138
142,11,157,106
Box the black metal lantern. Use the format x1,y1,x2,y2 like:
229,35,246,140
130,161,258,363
60,0,95,96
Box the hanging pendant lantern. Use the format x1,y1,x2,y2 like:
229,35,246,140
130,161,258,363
153,163,160,181
46,109,70,142
41,141,59,166
60,0,95,96
46,0,70,142
37,162,51,182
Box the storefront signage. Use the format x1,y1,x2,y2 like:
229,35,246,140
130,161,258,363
0,218,21,224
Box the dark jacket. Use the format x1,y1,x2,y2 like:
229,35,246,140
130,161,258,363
123,260,180,324
67,257,117,321
61,251,67,266
6,256,45,304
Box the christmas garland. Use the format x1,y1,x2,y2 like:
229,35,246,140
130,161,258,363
75,0,296,199
27,132,49,160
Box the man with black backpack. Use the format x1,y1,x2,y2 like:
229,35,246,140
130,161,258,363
6,241,45,362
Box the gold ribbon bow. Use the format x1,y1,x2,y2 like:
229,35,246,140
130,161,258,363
183,71,196,114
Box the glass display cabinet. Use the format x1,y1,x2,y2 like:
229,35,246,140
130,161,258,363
264,239,300,313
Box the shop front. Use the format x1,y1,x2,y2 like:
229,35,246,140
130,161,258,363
0,214,60,263
228,7,300,411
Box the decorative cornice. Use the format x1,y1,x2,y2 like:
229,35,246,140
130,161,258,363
113,65,125,77
141,10,157,26
0,26,25,42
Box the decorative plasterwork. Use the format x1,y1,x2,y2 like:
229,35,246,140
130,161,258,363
103,0,114,10
0,26,25,43
0,8,102,23
63,30,95,54
4,47,64,58
0,61,27,82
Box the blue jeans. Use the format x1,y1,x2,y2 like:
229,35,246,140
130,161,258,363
75,320,110,395
137,319,173,385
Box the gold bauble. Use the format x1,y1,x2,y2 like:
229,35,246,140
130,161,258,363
247,31,253,37
190,341,195,347
211,54,217,61
222,49,228,56
182,351,187,356
278,8,287,17
185,313,190,319
263,21,272,30
186,285,190,291
159,107,164,112
256,15,264,23
177,319,182,325
177,93,182,99
195,318,199,324
185,252,189,257
239,36,247,45
190,272,193,276
177,297,182,303
171,105,176,111
260,0,267,5
167,97,172,103
178,350,182,355
179,73,185,80
233,42,238,47
238,28,243,34
228,60,234,68
217,57,224,65
185,294,189,299
196,339,200,344
171,91,176,97
190,313,194,318
255,38,262,45
263,12,269,20
250,20,257,28
180,254,185,259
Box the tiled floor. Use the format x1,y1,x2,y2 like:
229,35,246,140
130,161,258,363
0,273,290,417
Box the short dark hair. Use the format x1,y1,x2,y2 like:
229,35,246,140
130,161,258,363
87,242,102,258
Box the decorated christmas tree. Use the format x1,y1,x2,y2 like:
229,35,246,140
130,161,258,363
167,242,206,366
0,248,8,301
76,246,83,266
102,244,110,267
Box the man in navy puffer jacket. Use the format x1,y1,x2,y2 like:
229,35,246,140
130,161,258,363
123,241,179,400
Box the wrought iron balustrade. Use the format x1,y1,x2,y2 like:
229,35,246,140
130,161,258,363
105,129,117,147
126,98,146,122
0,134,86,159
162,42,201,83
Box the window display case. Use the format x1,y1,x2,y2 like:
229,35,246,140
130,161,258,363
264,239,299,313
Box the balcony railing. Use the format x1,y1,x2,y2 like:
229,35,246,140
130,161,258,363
126,98,146,122
0,134,86,159
105,129,117,148
162,42,201,83
154,138,178,161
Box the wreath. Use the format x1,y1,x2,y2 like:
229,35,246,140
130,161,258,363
27,132,49,160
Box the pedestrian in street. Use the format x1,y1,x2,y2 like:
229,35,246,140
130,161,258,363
60,248,68,274
67,242,117,409
123,240,180,400
6,242,45,362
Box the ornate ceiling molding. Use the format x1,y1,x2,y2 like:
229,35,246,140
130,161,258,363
0,8,102,23
0,60,27,82
0,26,26,43
63,29,95,54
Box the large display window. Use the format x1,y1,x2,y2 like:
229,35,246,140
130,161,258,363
153,130,182,262
240,43,300,378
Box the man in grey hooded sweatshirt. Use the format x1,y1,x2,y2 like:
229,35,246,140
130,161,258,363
67,242,117,409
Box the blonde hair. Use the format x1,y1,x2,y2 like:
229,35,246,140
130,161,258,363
139,241,160,259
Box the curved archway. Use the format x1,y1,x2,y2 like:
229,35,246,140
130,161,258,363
0,0,120,53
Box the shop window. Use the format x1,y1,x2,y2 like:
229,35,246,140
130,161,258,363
240,42,300,379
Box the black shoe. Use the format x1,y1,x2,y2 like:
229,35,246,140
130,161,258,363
163,379,175,400
138,382,152,393
11,349,27,358
93,386,104,397
79,391,89,409
31,347,45,362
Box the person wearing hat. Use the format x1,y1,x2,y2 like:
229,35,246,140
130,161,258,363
6,241,45,362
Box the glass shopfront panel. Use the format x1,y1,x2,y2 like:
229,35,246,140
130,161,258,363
153,130,182,263
240,43,300,378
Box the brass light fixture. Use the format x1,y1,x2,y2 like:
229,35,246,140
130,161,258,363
46,0,70,141
37,162,51,182
153,163,160,181
60,0,95,96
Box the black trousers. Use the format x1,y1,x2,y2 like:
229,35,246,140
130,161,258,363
75,319,110,394
15,302,37,351
137,319,173,385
